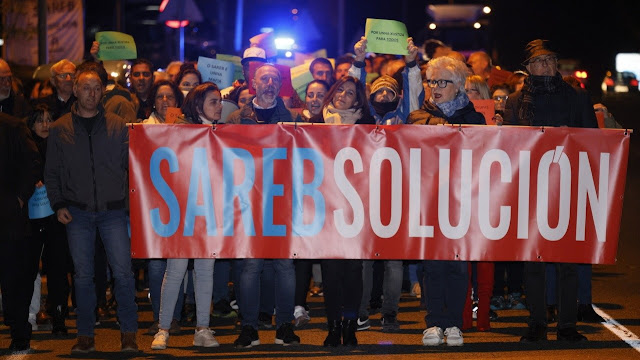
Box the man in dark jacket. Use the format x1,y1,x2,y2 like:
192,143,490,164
504,39,597,343
0,59,31,118
0,112,41,353
229,63,301,349
44,68,138,354
33,59,77,120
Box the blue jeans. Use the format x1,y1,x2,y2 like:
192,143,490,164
213,259,231,303
423,260,468,329
148,259,183,322
66,207,137,336
546,263,592,305
239,259,294,329
159,258,214,329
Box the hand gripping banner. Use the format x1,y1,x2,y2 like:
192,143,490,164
129,124,629,264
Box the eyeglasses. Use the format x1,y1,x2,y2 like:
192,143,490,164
155,94,175,101
425,79,454,88
35,118,53,124
0,75,12,83
55,72,75,79
529,56,557,66
465,88,479,94
493,95,508,101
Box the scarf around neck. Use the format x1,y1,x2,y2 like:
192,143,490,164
518,72,564,124
433,90,470,118
322,103,362,124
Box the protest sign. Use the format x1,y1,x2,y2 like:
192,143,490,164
216,54,244,81
290,63,315,100
197,56,235,89
470,99,496,125
364,18,409,55
28,185,54,219
488,68,513,89
165,107,182,124
95,31,137,60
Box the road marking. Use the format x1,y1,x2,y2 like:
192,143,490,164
594,305,640,353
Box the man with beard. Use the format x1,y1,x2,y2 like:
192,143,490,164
35,59,77,120
226,63,301,124
0,59,31,118
349,36,424,125
225,63,301,349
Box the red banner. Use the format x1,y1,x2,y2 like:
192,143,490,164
129,124,629,264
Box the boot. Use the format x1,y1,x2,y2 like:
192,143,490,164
52,305,68,336
342,319,358,346
323,320,342,347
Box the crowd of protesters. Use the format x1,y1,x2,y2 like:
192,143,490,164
0,30,618,355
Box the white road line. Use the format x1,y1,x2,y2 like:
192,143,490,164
594,305,640,353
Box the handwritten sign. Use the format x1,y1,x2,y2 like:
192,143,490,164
28,185,54,219
95,31,137,60
216,54,244,81
364,18,409,55
470,99,496,125
197,56,235,89
488,68,513,89
165,107,182,124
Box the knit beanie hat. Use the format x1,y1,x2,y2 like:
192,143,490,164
370,75,399,100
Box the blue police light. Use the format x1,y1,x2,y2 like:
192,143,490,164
275,37,295,50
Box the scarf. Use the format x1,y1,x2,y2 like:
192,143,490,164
518,72,564,124
371,99,399,117
434,90,470,118
322,103,362,124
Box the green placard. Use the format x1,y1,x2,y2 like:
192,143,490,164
216,54,244,81
364,18,409,56
95,31,137,60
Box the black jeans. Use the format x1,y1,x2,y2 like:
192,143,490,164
321,259,363,322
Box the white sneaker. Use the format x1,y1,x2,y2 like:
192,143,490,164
293,306,310,327
422,326,444,346
151,330,169,350
193,328,219,347
444,326,463,346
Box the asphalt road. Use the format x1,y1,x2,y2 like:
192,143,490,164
1,92,638,359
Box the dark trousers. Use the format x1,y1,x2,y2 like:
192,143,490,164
321,259,362,322
524,262,578,329
0,223,39,342
493,261,524,296
32,215,72,312
423,260,468,329
294,259,313,307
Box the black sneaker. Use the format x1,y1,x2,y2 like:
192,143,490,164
520,323,547,342
557,327,588,342
234,325,260,348
381,313,400,332
577,304,605,323
356,316,370,331
9,339,31,354
275,323,300,346
212,299,237,318
258,312,273,329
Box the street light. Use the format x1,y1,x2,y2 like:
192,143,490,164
158,0,203,62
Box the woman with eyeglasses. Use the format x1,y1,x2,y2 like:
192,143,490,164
141,79,187,341
150,82,221,351
465,75,491,100
141,80,183,124
408,56,484,347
